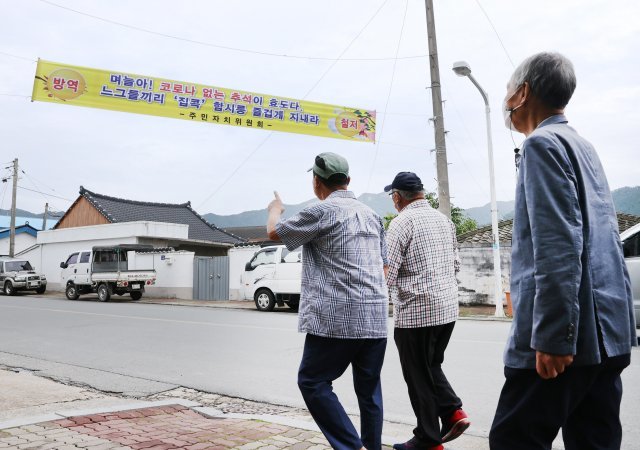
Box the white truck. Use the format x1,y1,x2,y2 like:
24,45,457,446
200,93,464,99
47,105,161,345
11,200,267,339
60,245,156,302
241,245,302,311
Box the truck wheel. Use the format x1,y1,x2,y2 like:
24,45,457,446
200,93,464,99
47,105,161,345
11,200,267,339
65,283,80,300
35,286,46,295
97,284,111,302
4,281,16,296
254,289,275,312
130,291,142,301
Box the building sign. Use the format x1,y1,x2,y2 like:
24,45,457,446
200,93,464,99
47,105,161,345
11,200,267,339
32,59,376,143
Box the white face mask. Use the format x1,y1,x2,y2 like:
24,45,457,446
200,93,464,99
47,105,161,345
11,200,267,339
502,86,522,130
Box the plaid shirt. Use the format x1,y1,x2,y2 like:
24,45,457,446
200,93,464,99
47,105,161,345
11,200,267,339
275,190,389,339
386,199,460,328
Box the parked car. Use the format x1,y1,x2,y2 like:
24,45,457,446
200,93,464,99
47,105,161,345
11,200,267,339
60,244,156,302
621,223,640,330
241,245,302,311
0,257,47,295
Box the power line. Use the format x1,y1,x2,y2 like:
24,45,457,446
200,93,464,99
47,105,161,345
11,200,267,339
474,0,515,68
195,133,274,210
17,185,73,202
0,93,31,99
0,51,36,62
37,0,428,62
195,0,392,210
366,0,409,192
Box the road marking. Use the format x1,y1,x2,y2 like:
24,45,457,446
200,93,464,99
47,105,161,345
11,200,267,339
0,303,295,333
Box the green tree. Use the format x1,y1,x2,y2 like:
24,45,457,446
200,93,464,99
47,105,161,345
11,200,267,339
383,192,478,236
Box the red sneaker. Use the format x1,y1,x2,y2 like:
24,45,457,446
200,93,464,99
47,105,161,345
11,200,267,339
441,408,470,443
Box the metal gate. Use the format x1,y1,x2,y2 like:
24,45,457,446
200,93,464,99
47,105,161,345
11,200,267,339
193,256,229,300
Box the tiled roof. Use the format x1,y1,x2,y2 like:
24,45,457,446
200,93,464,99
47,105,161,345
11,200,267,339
617,213,640,233
457,219,514,245
458,213,640,245
223,226,270,242
0,224,39,239
62,187,245,245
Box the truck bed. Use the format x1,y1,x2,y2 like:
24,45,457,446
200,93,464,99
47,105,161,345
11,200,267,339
91,270,156,282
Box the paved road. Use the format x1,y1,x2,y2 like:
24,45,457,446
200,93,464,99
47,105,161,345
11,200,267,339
0,296,638,448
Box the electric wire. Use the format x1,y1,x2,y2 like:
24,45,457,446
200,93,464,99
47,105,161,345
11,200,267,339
474,0,515,68
16,185,73,202
195,0,392,210
37,0,427,62
366,0,409,192
21,169,70,202
0,51,36,62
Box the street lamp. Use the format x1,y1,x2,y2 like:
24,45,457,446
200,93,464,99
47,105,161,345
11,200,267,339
452,61,505,318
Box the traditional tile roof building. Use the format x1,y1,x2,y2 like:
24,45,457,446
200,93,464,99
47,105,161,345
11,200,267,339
455,212,640,305
457,213,640,246
223,226,279,246
53,187,245,254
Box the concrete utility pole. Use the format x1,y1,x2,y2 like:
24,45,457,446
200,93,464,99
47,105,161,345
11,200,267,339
425,0,451,218
42,202,49,231
9,158,18,257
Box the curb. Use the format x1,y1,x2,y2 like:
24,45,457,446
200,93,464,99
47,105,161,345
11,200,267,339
0,398,199,430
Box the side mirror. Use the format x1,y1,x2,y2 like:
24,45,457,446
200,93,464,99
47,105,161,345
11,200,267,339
245,262,253,271
60,262,67,269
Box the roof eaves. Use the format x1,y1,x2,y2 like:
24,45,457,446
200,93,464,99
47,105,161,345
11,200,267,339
185,203,247,244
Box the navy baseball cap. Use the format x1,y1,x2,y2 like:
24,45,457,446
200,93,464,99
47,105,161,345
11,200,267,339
384,172,424,192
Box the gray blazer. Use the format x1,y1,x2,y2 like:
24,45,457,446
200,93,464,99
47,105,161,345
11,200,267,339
505,114,637,369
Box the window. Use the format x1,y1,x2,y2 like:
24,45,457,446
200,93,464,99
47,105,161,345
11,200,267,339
5,261,33,272
250,249,276,269
79,252,91,263
66,253,79,265
623,231,640,258
282,247,302,263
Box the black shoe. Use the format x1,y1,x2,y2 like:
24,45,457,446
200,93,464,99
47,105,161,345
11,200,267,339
392,437,443,450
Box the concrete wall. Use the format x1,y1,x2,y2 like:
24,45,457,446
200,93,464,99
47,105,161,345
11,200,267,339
457,244,511,305
228,246,260,300
19,221,191,293
0,233,37,256
128,251,194,299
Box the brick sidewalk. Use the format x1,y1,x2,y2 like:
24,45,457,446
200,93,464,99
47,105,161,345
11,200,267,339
0,403,392,450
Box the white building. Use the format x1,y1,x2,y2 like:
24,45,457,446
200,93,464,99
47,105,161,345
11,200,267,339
19,221,196,298
0,224,39,256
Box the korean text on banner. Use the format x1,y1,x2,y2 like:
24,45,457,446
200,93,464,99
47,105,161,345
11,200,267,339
31,59,376,143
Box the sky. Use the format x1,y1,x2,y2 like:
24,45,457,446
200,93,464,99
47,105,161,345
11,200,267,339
1,0,639,218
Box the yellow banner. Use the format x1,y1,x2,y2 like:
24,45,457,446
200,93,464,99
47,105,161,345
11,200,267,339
32,59,376,143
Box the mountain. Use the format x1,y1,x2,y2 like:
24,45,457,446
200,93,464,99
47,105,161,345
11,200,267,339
612,186,640,216
461,200,516,226
0,208,65,219
204,195,395,228
204,186,639,228
9,186,638,229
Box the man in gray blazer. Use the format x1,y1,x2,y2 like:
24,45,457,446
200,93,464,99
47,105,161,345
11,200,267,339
489,52,637,450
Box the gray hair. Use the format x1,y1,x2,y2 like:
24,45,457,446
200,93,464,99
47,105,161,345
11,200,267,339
509,52,576,109
394,189,425,201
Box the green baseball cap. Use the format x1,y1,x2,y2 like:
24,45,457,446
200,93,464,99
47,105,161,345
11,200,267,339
308,152,349,179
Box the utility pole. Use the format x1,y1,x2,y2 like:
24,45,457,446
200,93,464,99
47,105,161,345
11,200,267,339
9,158,18,257
42,202,49,231
425,0,451,218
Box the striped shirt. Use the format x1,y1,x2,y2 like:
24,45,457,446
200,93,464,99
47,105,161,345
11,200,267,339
386,199,460,328
275,190,389,339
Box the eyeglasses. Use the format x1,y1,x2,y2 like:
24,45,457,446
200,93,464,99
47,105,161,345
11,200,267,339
387,190,398,197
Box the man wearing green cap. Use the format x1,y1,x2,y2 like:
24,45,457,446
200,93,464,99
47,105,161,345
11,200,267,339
266,152,389,450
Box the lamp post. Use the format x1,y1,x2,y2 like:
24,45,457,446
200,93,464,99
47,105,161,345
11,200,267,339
452,61,505,317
